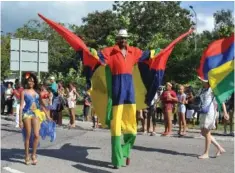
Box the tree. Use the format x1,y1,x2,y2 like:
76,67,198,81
113,1,193,49
1,34,11,80
213,9,234,38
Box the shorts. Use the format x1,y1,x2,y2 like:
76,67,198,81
178,104,186,113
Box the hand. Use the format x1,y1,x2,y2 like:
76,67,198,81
19,121,24,129
224,113,229,121
47,116,53,121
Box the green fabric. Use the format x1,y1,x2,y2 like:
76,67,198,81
105,66,113,128
212,70,234,110
122,134,136,158
111,134,136,166
111,136,124,167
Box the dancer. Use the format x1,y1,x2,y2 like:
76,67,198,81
19,72,54,165
38,13,193,169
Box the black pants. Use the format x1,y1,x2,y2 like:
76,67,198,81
5,99,13,114
1,95,5,114
83,105,90,117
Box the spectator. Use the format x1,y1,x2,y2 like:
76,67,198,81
161,82,178,136
91,106,99,129
57,81,66,126
224,93,234,136
4,82,14,115
185,90,196,125
177,85,187,136
83,91,91,122
13,82,24,127
147,91,158,136
40,84,51,116
1,81,6,114
66,83,80,128
49,76,58,97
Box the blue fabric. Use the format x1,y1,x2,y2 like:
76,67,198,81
50,82,58,96
22,121,56,148
46,96,60,111
203,43,234,80
39,121,56,142
23,93,40,114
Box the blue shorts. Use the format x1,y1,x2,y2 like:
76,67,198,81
178,104,186,113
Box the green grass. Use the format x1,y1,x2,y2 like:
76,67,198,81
62,104,84,119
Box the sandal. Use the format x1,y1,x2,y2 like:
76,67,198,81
31,155,38,165
25,156,30,165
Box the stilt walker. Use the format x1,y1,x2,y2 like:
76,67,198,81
38,13,193,169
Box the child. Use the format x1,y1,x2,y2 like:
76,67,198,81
177,85,187,136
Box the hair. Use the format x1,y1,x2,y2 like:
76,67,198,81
23,72,38,90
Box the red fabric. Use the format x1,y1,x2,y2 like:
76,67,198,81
150,29,194,71
13,87,24,100
161,90,177,105
101,45,143,75
197,33,234,79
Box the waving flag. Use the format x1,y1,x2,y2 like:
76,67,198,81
197,34,234,106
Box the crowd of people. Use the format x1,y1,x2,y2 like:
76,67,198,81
1,75,93,129
1,76,234,135
136,82,234,137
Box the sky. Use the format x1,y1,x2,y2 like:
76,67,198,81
1,1,234,34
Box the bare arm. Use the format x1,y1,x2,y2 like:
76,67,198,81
39,94,51,120
19,90,25,128
222,103,229,120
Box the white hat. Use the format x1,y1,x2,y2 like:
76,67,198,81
198,76,208,82
50,76,55,80
116,29,129,38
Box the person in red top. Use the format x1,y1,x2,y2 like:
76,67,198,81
13,82,24,128
161,82,178,136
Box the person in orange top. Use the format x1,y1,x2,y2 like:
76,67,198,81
161,82,178,136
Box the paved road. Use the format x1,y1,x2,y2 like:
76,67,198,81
1,117,234,173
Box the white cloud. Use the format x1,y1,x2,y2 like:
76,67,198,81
1,1,112,33
196,13,215,33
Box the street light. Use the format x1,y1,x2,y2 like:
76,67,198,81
189,5,197,51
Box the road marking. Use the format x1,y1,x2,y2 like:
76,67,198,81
3,167,25,173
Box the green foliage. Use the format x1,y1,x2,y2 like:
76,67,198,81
1,4,233,91
1,34,11,80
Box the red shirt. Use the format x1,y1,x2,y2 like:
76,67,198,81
161,90,177,104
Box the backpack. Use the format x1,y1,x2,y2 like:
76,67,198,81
191,89,214,114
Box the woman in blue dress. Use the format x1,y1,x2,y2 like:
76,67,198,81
19,72,52,165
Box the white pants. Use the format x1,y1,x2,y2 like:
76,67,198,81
15,104,20,126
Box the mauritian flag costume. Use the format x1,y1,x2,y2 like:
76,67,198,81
38,13,193,168
197,34,234,108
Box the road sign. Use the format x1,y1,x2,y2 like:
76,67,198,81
10,38,48,81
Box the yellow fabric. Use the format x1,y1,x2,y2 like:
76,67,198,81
111,104,137,136
89,65,148,128
22,109,46,123
208,60,234,90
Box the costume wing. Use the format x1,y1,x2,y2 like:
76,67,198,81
135,29,194,107
39,14,109,127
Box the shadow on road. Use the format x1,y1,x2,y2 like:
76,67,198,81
133,145,198,157
1,143,113,173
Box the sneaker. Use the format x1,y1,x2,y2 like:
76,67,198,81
15,124,19,128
